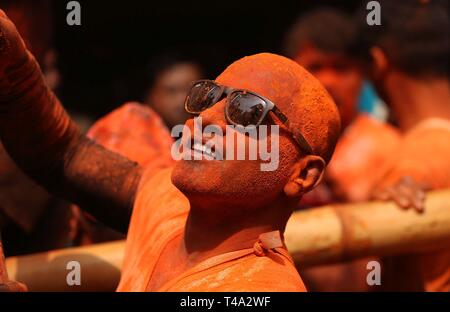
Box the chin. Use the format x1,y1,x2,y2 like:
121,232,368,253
171,159,221,197
171,159,192,193
171,158,285,211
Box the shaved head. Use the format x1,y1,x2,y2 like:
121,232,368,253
217,53,341,163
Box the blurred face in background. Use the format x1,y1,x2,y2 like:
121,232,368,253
294,44,363,129
146,62,202,129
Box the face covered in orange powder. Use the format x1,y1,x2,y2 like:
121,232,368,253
171,53,340,214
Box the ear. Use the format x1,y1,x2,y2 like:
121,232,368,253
370,47,389,79
284,155,326,197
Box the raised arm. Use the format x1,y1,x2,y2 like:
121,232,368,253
0,10,143,233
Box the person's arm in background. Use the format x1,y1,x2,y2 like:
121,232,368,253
371,124,450,213
0,10,143,233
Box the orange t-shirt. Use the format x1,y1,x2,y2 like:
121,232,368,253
117,168,306,292
375,118,450,291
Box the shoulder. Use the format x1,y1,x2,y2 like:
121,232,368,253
327,115,401,201
87,102,175,167
234,254,307,292
402,118,450,148
126,167,188,253
377,118,450,189
133,166,189,224
391,118,450,168
334,114,400,158
173,254,306,292
330,114,400,170
119,167,189,291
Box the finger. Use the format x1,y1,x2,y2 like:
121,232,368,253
6,281,27,292
394,195,411,209
389,188,411,209
397,178,426,213
417,189,426,201
0,281,26,292
412,190,426,214
15,281,28,292
396,179,416,198
400,176,414,187
395,180,421,210
0,284,10,292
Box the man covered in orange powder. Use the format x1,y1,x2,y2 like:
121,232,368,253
0,10,340,291
358,0,450,291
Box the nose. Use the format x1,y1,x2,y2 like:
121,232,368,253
198,99,228,131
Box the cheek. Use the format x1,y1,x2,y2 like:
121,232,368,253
223,133,298,196
171,130,299,205
218,160,288,206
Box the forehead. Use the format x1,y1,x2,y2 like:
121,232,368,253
215,54,302,107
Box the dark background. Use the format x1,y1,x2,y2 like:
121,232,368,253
8,0,361,118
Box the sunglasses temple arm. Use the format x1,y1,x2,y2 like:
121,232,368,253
271,105,288,123
271,106,314,155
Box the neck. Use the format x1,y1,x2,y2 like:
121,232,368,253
384,72,450,132
182,196,295,264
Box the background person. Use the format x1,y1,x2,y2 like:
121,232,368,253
357,0,450,291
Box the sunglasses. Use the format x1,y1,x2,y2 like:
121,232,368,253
184,79,313,155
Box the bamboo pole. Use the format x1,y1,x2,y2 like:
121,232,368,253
5,240,123,291
286,189,450,267
5,189,450,291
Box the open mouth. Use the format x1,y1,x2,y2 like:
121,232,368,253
189,138,223,161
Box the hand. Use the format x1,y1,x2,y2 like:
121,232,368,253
372,176,427,213
0,9,28,73
0,280,27,292
0,229,26,292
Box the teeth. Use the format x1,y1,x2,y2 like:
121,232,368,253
193,142,215,158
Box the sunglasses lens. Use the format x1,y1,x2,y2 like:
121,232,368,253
227,92,266,127
186,81,222,113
